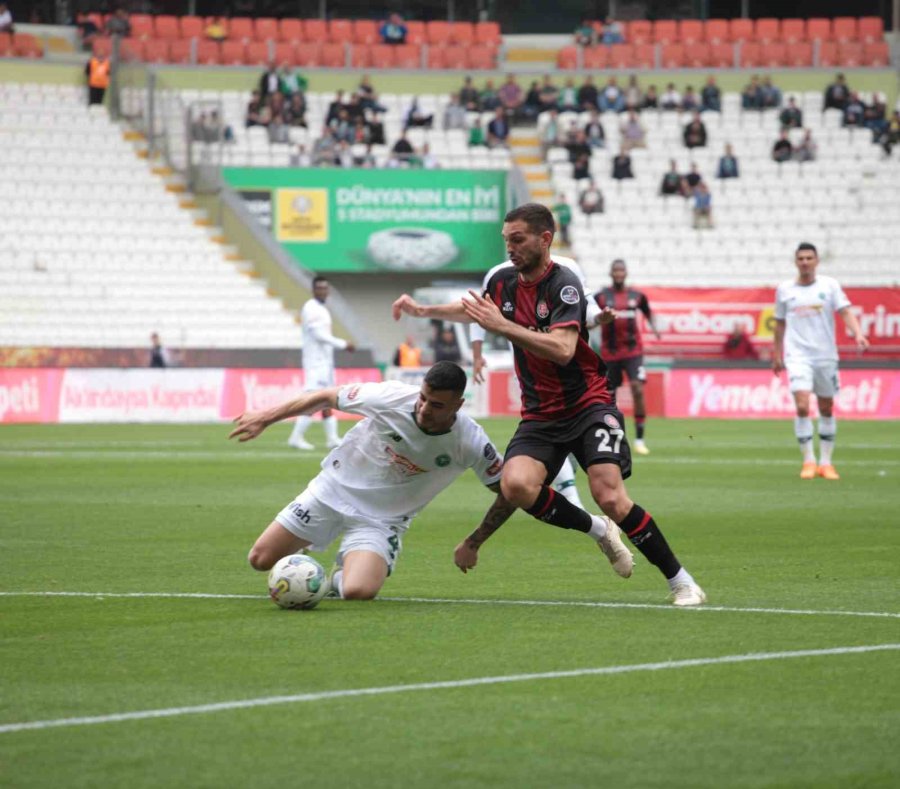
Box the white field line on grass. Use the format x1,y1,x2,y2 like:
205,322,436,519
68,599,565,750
1,643,898,735
2,591,899,619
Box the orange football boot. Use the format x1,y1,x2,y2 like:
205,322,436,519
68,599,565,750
817,465,840,480
800,462,817,480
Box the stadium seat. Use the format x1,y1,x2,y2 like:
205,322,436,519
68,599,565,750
806,18,831,41
227,18,254,42
179,16,203,39
832,17,858,43
817,41,838,66
837,41,863,66
392,44,421,68
254,18,278,42
246,41,270,65
92,36,113,57
451,22,475,45
293,42,321,66
467,45,495,70
154,16,179,40
426,21,452,44
785,41,813,66
475,21,501,47
754,18,779,43
582,46,609,69
760,42,787,66
858,16,884,43
0,31,11,55
425,46,445,69
119,37,144,61
653,20,677,44
320,42,345,67
660,44,685,67
557,45,578,69
704,19,729,43
605,43,631,68
13,34,43,58
405,21,426,45
168,38,192,63
278,19,303,42
353,20,378,45
709,42,734,67
441,45,469,69
678,20,704,44
350,43,372,68
129,14,153,39
143,38,169,63
195,40,220,64
633,44,655,68
684,43,710,67
328,19,353,43
303,19,327,42
218,40,244,65
626,20,652,44
729,18,754,42
739,41,761,66
780,19,806,44
862,41,890,66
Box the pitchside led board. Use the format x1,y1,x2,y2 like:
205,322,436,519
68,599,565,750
222,168,509,273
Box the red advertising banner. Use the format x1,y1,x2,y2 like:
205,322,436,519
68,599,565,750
639,287,900,357
0,369,64,423
666,368,900,419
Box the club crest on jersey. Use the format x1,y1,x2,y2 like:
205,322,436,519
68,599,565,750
502,301,514,313
435,454,451,467
560,285,580,305
483,443,497,460
628,298,637,308
346,386,361,401
536,300,549,319
604,414,621,429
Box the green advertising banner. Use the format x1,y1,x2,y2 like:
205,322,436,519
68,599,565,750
222,168,509,273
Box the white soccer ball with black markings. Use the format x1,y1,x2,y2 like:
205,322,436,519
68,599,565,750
267,554,328,610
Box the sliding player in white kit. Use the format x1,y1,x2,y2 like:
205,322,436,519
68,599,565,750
288,276,356,451
773,243,869,480
470,256,602,509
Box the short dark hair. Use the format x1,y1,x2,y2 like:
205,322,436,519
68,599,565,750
504,203,555,236
312,275,329,287
424,361,467,395
796,242,818,256
611,258,627,271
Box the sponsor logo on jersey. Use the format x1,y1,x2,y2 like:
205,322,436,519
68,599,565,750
536,300,549,319
486,459,503,477
390,432,403,442
483,442,497,460
435,454,451,467
385,445,428,475
502,301,515,313
289,503,312,524
346,385,361,401
603,413,621,429
560,285,580,305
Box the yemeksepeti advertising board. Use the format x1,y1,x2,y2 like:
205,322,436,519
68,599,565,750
222,168,509,273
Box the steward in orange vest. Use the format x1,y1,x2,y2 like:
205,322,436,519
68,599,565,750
86,55,110,105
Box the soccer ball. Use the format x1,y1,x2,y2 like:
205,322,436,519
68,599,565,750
267,554,328,610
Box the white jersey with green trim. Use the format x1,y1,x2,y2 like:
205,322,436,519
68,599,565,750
774,276,850,363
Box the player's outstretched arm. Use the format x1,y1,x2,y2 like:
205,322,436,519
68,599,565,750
391,293,472,323
454,482,518,573
229,387,341,442
839,307,869,352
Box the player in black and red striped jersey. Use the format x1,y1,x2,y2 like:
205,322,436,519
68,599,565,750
392,204,705,606
593,259,662,455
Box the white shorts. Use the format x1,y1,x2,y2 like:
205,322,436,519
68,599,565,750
275,487,405,574
303,365,335,391
786,359,840,397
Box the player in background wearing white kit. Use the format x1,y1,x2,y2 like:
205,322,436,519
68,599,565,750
470,256,600,509
773,243,868,480
288,276,356,451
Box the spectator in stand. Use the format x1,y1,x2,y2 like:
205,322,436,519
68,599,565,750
345,91,366,123
75,12,98,50
559,77,580,113
716,144,740,178
824,73,850,111
351,116,370,144
681,86,700,113
404,97,433,129
683,112,707,149
573,152,591,180
205,16,227,42
380,13,407,44
879,110,900,155
794,130,817,162
149,332,169,368
479,79,501,111
701,76,721,112
620,110,646,151
692,182,713,229
393,335,422,367
537,74,559,114
722,324,759,360
842,92,866,127
741,75,763,110
579,179,604,215
85,50,111,106
468,116,486,147
660,160,686,196
660,83,681,111
459,76,480,111
578,75,599,110
312,126,337,165
624,75,643,112
245,90,268,128
552,193,572,246
863,93,887,136
290,143,312,167
443,93,468,130
642,85,659,109
357,75,385,113
433,327,462,363
419,142,440,170
539,109,560,156
574,19,595,47
684,163,702,190
260,64,281,102
522,81,543,121
780,97,803,129
355,143,377,168
367,112,386,145
280,64,308,97
105,8,130,37
487,107,510,148
599,77,625,113
584,108,605,148
329,108,354,143
335,140,354,168
566,128,592,163
499,75,524,121
391,130,414,162
772,130,793,162
326,90,348,124
285,92,307,127
612,148,634,180
601,16,625,45
760,76,782,108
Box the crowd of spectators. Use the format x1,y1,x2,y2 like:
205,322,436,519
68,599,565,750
573,17,625,46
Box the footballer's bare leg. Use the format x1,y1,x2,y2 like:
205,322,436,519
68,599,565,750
247,521,311,571
792,390,817,478
338,550,389,600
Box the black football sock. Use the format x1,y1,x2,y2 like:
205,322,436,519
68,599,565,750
617,503,681,579
524,485,594,533
634,415,646,440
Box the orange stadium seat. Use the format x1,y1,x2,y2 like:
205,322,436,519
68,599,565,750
294,42,321,66
475,21,501,47
228,18,254,41
119,37,144,60
328,19,353,43
678,20,703,44
739,41,761,66
633,44,656,68
14,34,43,57
441,45,469,69
154,15,179,39
817,41,838,66
254,18,278,42
0,31,11,55
450,22,475,45
220,41,246,65
780,19,805,44
353,20,378,44
320,42,346,67
168,38,191,63
785,41,813,66
426,21,452,44
557,45,578,69
196,40,220,64
684,43,709,67
350,43,372,68
708,43,734,67
729,18,754,42
405,21,426,45
608,43,634,68
660,44,685,67
832,17,858,43
653,20,677,44
704,19,729,43
91,36,112,57
303,19,327,42
143,38,169,63
278,19,303,42
862,41,890,66
760,42,787,66
626,20,652,44
425,46,445,69
246,41,270,65
467,45,496,69
754,18,779,43
393,44,421,68
858,17,884,42
582,46,609,68
129,14,153,39
837,41,863,66
806,18,831,41
179,17,203,39
271,41,294,64
369,43,397,67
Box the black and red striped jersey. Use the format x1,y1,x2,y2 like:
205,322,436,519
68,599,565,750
483,262,613,421
594,287,653,361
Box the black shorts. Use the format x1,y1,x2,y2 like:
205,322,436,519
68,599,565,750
505,404,632,483
606,356,645,391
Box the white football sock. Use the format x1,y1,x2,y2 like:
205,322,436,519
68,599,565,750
330,569,343,598
289,415,312,444
587,515,609,540
667,567,696,591
794,416,815,462
323,415,340,444
818,416,836,466
553,458,584,508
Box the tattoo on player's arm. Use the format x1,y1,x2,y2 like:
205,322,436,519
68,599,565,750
466,486,517,548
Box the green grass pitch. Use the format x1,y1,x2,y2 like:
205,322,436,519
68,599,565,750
1,418,899,788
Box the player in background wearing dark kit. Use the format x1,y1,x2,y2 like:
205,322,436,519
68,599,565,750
393,204,705,605
593,259,662,455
